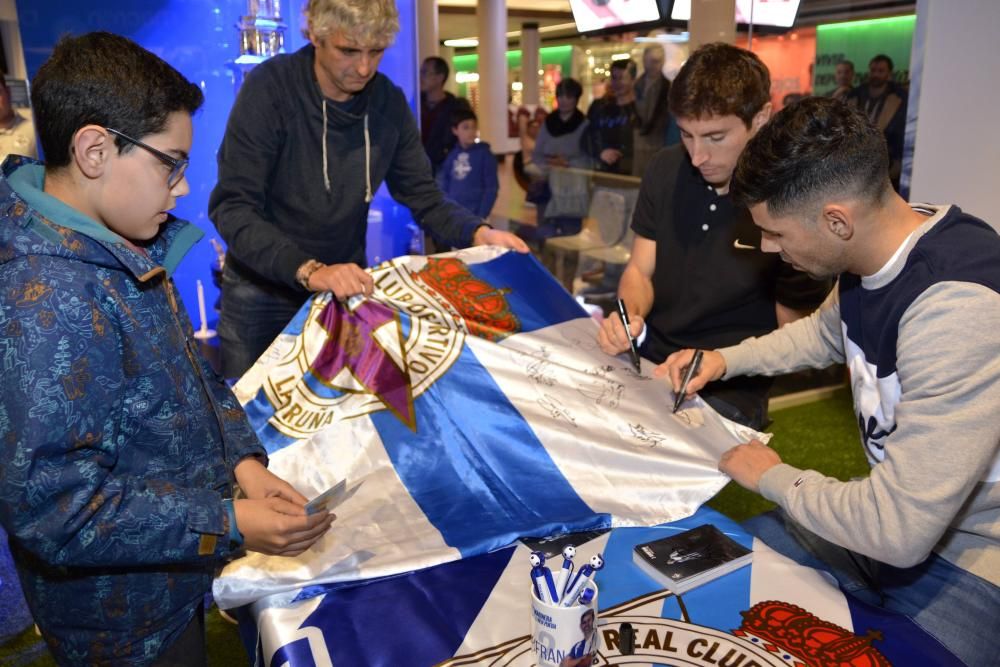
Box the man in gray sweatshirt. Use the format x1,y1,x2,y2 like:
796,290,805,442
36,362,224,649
660,97,1000,666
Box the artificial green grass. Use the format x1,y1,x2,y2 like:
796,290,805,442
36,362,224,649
2,388,868,666
707,386,868,522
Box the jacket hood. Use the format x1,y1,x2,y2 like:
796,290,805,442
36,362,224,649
0,156,203,281
287,45,384,200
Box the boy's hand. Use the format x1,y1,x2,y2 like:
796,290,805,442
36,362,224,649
234,457,308,505
654,348,726,397
234,497,334,557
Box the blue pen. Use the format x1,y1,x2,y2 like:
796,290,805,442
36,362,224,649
553,545,576,604
561,553,605,607
577,587,595,607
529,551,559,604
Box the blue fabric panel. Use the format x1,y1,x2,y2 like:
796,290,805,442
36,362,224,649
299,548,516,667
372,343,610,556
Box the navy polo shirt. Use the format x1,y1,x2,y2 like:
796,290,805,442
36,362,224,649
631,145,828,363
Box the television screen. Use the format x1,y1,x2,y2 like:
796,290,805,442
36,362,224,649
671,0,800,28
569,0,663,34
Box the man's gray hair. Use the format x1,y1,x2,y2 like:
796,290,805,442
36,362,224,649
302,0,400,44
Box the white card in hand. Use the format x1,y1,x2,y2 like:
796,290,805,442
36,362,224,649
305,479,363,515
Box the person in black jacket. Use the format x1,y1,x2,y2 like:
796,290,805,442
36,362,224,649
845,54,907,191
420,55,471,175
632,44,672,178
209,0,527,378
584,58,638,175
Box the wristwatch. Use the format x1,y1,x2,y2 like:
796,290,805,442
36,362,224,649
296,259,325,290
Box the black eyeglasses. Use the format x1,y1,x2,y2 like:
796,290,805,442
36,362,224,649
105,127,189,188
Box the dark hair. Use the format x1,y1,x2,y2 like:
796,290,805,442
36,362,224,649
555,77,583,101
668,42,770,127
450,107,477,128
609,58,637,80
870,54,893,71
838,59,855,71
732,97,891,218
423,55,449,81
30,32,203,169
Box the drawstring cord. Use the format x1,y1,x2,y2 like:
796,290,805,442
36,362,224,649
363,113,373,203
322,99,331,192
322,100,372,203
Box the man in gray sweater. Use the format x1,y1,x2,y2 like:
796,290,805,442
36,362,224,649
660,98,1000,666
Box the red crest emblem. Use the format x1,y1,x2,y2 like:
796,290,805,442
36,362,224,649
414,257,520,342
734,600,892,667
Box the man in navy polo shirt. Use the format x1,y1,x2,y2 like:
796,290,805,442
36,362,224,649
597,43,829,429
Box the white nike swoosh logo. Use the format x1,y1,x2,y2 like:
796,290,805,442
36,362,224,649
733,239,756,250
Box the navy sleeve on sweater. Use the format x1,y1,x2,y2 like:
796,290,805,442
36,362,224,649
208,63,312,289
383,95,483,247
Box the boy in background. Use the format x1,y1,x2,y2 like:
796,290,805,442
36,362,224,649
436,108,499,219
0,32,333,666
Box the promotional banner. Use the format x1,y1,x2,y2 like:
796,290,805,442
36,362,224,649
214,248,761,609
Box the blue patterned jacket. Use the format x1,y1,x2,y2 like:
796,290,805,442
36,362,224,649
0,157,266,665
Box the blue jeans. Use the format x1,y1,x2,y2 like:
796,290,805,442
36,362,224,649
743,509,1000,666
217,265,307,379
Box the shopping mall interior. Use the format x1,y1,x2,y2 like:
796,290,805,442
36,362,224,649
1,2,998,665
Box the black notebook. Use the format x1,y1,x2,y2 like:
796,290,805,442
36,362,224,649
632,524,752,595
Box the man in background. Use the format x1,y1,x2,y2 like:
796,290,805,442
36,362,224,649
632,44,671,177
584,58,638,175
420,55,471,175
846,54,906,190
827,60,855,100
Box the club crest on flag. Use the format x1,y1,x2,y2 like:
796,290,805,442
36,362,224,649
255,254,517,437
415,256,520,342
440,592,894,667
735,601,891,667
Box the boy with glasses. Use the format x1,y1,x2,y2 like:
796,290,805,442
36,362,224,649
0,32,333,666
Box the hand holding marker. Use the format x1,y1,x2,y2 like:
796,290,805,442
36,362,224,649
672,349,704,413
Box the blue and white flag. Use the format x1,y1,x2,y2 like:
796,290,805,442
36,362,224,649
248,508,959,667
214,248,762,609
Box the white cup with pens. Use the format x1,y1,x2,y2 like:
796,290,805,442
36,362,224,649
529,550,602,667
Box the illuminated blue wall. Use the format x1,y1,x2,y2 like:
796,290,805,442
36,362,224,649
15,0,418,331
